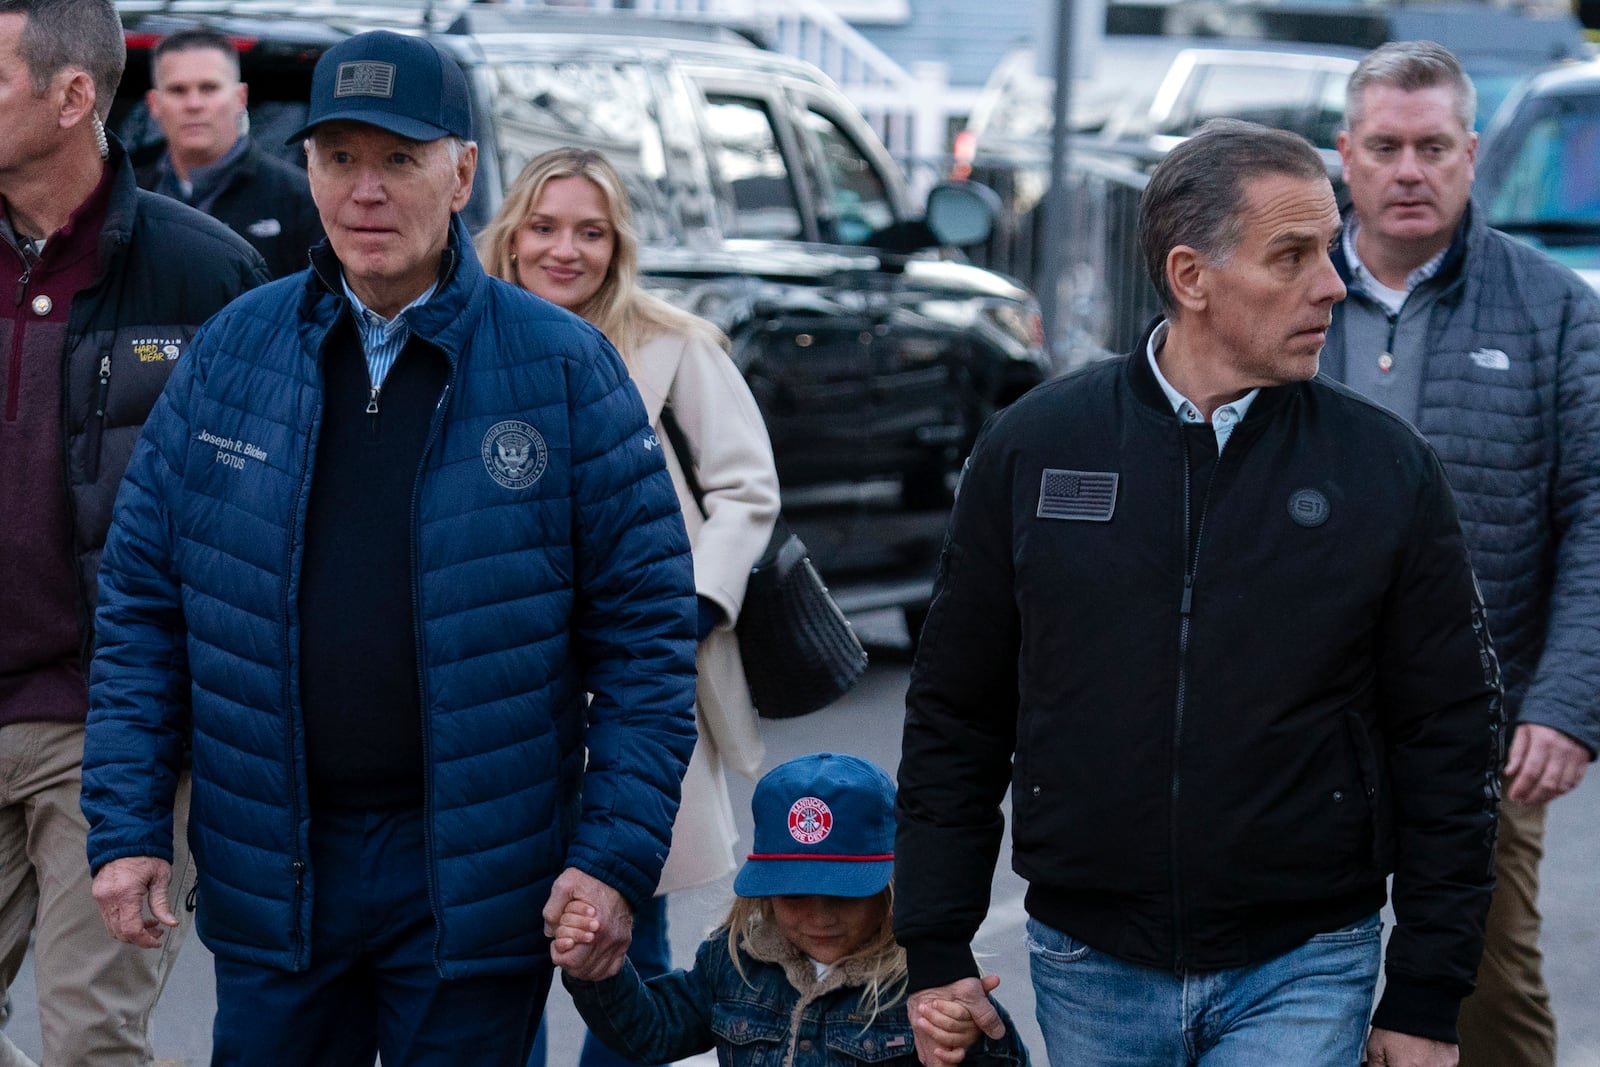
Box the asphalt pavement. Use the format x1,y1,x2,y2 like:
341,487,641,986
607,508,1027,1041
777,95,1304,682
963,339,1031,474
5,610,1598,1065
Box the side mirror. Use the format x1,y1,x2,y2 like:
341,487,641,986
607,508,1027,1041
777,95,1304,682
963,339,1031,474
925,180,1001,247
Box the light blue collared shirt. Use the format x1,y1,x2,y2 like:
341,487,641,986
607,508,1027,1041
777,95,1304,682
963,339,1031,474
1146,320,1258,453
340,275,438,404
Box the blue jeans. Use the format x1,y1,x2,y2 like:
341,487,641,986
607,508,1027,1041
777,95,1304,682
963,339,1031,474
527,893,670,1067
210,806,552,1067
1028,915,1381,1067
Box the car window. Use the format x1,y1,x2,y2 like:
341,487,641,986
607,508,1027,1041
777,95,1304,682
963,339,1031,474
1487,105,1600,225
486,59,673,243
1307,72,1347,150
701,94,805,240
797,107,895,245
1167,64,1317,137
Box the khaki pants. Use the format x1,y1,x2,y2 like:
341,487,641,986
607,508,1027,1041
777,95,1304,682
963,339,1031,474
1457,798,1557,1067
0,722,194,1067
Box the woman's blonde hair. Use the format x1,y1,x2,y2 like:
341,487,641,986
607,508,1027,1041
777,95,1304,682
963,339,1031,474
722,886,908,1025
477,147,724,367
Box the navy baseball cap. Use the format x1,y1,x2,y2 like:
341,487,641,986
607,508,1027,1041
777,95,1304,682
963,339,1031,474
286,31,472,144
734,753,895,899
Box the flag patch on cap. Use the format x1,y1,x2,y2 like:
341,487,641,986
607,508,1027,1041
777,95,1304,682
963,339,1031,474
1037,468,1118,521
334,61,396,99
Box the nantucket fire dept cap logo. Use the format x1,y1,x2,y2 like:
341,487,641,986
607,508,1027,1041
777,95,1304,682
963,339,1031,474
788,796,833,845
482,421,548,490
735,753,895,898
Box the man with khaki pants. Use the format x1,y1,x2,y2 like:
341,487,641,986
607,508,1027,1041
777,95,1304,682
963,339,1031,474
0,0,264,1062
1328,41,1600,1066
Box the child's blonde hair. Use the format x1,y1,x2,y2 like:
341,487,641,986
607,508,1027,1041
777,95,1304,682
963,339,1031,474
722,886,908,1025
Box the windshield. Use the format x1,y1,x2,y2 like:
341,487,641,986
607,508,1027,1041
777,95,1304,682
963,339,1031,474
1486,95,1600,232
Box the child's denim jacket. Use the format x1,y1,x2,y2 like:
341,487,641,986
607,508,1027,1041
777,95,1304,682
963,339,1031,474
564,921,1029,1067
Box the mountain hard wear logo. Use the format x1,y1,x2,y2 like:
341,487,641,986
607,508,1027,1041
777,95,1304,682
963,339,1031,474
482,421,548,490
788,797,833,845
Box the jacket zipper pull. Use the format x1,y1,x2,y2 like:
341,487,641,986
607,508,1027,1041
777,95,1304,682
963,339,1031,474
84,352,112,482
14,267,30,307
96,354,111,416
1180,574,1194,616
366,386,380,415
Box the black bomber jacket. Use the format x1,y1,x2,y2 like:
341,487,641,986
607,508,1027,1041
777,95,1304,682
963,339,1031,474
894,328,1504,1044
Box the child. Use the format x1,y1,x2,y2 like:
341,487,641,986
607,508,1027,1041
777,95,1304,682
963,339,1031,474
552,752,1028,1067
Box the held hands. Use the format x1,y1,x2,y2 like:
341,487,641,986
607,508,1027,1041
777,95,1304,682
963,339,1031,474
1364,1028,1458,1067
549,897,600,964
90,856,177,949
543,867,633,980
908,975,1006,1066
1504,723,1590,805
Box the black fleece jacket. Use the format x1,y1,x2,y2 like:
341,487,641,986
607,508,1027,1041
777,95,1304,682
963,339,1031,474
137,139,323,280
894,329,1504,1043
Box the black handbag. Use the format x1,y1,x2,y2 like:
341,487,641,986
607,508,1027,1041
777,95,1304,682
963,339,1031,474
660,409,867,719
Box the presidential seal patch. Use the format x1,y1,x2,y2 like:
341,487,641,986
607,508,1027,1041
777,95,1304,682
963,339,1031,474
482,421,548,490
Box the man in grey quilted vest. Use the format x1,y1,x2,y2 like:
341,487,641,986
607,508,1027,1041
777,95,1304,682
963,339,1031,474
1328,40,1600,1067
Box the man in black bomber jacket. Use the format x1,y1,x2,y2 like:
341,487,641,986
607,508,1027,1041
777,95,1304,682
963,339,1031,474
894,121,1503,1067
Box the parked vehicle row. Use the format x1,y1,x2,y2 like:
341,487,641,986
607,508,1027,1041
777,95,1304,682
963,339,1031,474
955,0,1597,354
113,2,1052,626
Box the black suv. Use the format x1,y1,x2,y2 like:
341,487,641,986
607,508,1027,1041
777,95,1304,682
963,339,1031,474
113,3,1051,626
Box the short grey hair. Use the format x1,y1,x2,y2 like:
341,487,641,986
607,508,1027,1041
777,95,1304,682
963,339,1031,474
1345,40,1476,133
1138,119,1329,314
0,0,125,120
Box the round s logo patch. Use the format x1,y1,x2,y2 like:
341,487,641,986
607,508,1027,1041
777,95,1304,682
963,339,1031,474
482,421,548,490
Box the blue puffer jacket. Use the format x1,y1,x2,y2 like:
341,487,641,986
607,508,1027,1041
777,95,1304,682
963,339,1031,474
1329,204,1600,756
82,218,698,976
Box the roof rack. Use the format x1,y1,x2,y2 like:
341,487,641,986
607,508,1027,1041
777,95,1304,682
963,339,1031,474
437,5,767,49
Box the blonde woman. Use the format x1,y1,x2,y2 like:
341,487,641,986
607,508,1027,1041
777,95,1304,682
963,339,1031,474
479,148,780,1067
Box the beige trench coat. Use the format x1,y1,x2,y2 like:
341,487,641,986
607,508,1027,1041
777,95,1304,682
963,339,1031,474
629,329,780,894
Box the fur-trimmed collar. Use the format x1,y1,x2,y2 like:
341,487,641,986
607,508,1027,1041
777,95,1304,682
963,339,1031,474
740,921,883,1067
742,919,880,995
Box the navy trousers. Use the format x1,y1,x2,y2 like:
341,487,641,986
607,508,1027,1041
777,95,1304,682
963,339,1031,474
210,805,552,1067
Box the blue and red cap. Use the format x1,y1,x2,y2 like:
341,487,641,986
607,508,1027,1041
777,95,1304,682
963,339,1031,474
287,31,472,145
734,752,895,900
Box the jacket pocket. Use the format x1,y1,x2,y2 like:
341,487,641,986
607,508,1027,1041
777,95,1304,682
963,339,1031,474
1341,710,1392,871
824,1016,918,1064
711,1001,788,1067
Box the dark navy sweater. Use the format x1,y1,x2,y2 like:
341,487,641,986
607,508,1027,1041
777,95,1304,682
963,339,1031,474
298,316,447,810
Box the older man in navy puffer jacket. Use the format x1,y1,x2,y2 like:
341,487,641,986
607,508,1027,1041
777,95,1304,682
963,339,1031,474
79,31,697,1066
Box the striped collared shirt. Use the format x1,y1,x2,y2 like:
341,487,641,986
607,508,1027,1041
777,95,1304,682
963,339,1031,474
340,275,438,408
1341,217,1448,315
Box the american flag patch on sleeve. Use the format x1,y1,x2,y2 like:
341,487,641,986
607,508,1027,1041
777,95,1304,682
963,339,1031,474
1037,468,1118,521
